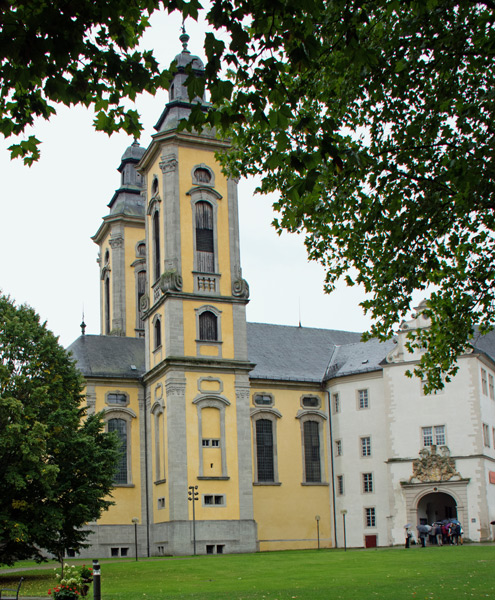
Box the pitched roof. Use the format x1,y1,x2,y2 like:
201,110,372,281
67,335,146,379
246,322,362,382
471,328,495,363
324,337,396,380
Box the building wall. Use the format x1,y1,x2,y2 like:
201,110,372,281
328,372,390,548
250,383,333,551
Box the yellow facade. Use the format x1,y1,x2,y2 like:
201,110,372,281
70,37,336,558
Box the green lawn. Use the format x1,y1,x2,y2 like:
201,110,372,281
2,546,495,600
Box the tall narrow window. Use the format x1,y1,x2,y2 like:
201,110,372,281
481,368,488,395
256,419,274,482
137,270,146,330
358,389,369,409
361,436,371,457
199,311,218,341
362,472,373,493
195,201,214,273
105,276,110,334
303,420,321,483
365,507,376,527
108,418,128,484
153,211,160,281
154,317,162,349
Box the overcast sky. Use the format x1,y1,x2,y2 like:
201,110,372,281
0,10,374,348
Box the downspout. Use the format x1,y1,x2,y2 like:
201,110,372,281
328,390,338,549
143,381,150,557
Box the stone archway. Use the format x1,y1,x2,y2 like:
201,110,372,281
417,491,457,524
401,480,469,535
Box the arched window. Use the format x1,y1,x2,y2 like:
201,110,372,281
153,211,160,281
104,276,110,335
137,270,146,330
154,317,162,349
195,201,214,273
108,418,128,484
199,311,217,341
256,419,274,482
303,420,321,483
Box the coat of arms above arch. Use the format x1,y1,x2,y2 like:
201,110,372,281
409,446,462,483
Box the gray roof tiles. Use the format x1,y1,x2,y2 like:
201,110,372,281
67,325,495,384
246,322,362,382
67,335,146,379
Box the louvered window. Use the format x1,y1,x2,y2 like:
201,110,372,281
304,420,321,483
199,311,217,341
105,276,110,335
256,419,274,482
153,211,160,281
108,418,128,484
195,201,214,273
137,270,146,329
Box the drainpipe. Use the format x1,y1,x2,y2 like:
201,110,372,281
143,382,151,557
328,391,338,548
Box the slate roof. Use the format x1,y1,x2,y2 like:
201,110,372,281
246,322,362,382
67,325,495,385
324,337,396,381
470,328,495,363
67,335,146,379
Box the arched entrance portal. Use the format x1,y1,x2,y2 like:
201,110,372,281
417,492,457,524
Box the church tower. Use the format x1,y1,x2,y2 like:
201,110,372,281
137,32,257,554
92,141,146,337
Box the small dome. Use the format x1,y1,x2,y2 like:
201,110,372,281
173,32,204,71
121,140,145,164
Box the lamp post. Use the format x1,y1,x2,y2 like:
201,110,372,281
188,485,199,555
341,510,347,552
315,515,321,549
132,517,139,561
92,560,100,600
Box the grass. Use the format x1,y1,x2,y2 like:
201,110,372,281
2,545,495,600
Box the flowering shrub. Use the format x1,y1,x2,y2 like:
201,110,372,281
51,564,92,597
48,585,80,600
80,565,93,583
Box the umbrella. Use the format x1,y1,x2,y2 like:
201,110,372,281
417,524,431,533
404,523,412,529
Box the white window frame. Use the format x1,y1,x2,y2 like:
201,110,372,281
481,368,488,395
357,389,369,410
422,425,446,447
365,507,376,528
361,436,371,457
362,472,373,493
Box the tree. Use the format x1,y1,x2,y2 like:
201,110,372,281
0,295,119,565
194,0,495,390
3,0,495,387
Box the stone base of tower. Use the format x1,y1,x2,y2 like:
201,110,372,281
68,520,258,559
151,519,258,556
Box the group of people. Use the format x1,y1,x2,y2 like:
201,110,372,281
405,519,463,548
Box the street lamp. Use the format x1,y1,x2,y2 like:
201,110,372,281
132,518,139,561
188,485,199,555
315,515,321,549
341,510,347,552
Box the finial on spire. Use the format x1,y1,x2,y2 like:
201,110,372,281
80,309,86,336
180,19,190,52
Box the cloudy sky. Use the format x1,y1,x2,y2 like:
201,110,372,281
0,10,373,348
